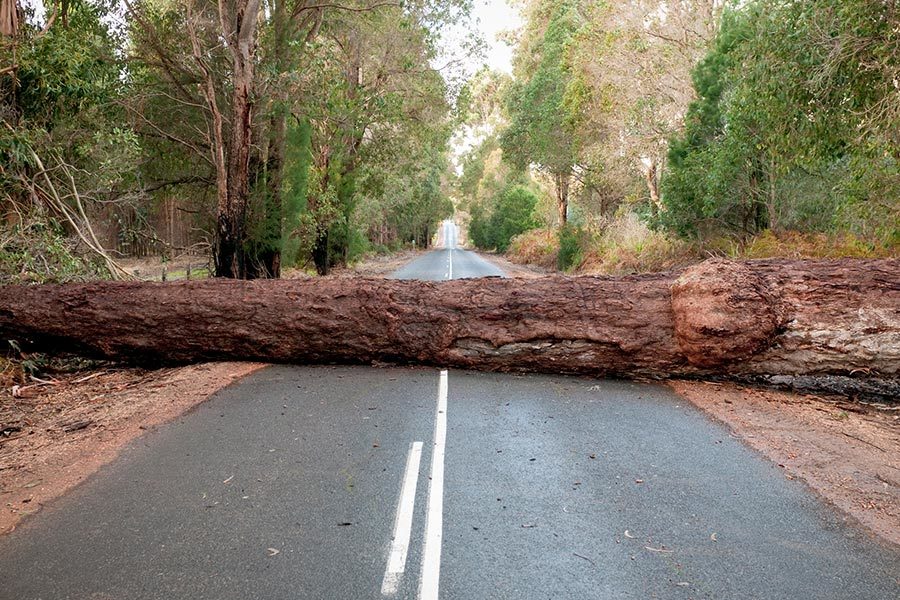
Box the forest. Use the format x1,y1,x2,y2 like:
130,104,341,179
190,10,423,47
1,0,463,280
461,0,899,273
0,0,897,282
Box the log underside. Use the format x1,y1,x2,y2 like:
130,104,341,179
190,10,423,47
0,259,897,395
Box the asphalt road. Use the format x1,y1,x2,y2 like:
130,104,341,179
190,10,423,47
391,220,505,280
1,222,898,599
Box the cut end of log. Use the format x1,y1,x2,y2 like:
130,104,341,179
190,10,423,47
671,259,782,369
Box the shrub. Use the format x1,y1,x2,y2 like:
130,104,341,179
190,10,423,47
507,228,558,268
0,221,107,284
577,213,699,275
469,184,540,252
557,224,584,271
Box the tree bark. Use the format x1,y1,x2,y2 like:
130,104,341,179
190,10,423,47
0,259,896,382
0,0,17,37
210,0,262,279
554,171,570,227
250,1,290,280
645,157,661,218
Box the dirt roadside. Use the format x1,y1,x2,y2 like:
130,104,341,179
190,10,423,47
0,362,266,534
671,380,900,547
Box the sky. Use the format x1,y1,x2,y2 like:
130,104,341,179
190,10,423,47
442,0,523,165
470,0,522,75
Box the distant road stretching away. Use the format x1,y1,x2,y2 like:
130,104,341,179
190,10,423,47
391,220,505,280
1,223,898,600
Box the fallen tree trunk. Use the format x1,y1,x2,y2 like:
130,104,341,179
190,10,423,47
0,259,897,381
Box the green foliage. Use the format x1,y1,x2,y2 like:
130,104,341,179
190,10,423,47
14,4,122,129
0,222,107,284
556,224,583,271
294,8,457,273
501,1,581,177
470,185,540,252
2,2,132,201
284,119,313,264
662,0,899,243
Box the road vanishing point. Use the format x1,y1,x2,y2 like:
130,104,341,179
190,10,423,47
1,221,898,599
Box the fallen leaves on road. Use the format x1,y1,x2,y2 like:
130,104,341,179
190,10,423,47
0,362,267,535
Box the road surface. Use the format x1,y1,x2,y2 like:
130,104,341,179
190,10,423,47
1,221,898,599
391,220,504,281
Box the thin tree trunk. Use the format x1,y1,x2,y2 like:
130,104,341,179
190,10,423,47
646,158,661,218
248,0,290,279
554,171,570,227
768,155,778,231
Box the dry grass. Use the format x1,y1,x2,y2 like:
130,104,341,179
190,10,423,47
579,214,701,275
506,228,559,269
0,358,23,389
505,213,898,275
716,229,899,260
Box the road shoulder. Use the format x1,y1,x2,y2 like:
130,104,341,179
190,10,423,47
670,380,900,547
0,362,266,534
475,250,550,278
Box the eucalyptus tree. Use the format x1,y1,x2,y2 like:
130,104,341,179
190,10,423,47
663,0,899,242
568,0,722,217
501,0,582,227
292,1,465,273
126,0,468,277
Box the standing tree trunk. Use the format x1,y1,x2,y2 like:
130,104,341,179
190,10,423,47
0,0,17,37
1,0,19,133
251,108,286,279
247,3,324,278
767,155,778,232
214,0,261,279
554,171,570,227
245,0,294,279
645,157,661,218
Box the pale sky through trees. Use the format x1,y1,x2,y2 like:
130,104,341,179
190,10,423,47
445,0,522,166
470,0,521,74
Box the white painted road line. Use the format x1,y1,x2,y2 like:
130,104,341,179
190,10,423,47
420,370,448,600
381,441,424,596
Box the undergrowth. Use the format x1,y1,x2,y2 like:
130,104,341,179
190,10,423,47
0,221,108,284
505,213,898,275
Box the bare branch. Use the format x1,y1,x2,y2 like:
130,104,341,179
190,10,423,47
292,0,399,19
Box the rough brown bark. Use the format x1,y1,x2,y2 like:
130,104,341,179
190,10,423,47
0,259,896,380
0,0,17,37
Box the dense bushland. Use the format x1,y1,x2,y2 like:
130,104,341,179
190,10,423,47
456,0,898,271
1,0,467,279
